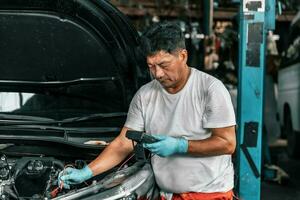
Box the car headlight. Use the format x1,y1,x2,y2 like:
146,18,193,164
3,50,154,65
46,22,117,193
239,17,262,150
85,163,154,200
54,162,154,200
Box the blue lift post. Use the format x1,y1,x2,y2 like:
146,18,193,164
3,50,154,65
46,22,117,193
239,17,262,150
237,0,275,200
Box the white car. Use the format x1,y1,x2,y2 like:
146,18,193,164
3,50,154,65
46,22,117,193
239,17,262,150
278,62,300,157
277,12,300,157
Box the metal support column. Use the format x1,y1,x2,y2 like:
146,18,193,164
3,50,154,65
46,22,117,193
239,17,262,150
237,0,275,200
203,0,213,36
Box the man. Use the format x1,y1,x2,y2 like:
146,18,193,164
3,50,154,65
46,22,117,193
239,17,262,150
59,22,236,200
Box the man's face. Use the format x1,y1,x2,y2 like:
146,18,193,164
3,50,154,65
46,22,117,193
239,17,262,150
146,50,188,91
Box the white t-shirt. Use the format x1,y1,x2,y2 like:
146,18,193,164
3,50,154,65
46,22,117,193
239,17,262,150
124,67,236,193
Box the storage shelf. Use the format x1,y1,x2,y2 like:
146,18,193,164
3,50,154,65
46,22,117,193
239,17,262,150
110,1,296,22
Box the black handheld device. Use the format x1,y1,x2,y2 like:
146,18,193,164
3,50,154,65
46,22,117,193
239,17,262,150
126,130,159,162
126,131,159,143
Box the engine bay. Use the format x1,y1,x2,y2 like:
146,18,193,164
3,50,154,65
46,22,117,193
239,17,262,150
0,152,153,200
0,155,74,199
0,131,156,200
0,155,120,200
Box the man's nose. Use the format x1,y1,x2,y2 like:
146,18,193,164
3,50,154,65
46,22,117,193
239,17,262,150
154,65,164,79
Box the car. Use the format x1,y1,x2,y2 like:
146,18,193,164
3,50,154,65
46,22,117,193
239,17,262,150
278,11,300,158
0,0,157,199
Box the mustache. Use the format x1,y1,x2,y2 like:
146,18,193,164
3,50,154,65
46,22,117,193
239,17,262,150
157,78,167,82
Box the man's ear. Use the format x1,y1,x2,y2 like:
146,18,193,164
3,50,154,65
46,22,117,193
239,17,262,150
179,49,188,63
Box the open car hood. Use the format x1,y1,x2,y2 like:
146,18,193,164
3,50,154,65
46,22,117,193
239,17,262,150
0,0,148,114
0,2,158,199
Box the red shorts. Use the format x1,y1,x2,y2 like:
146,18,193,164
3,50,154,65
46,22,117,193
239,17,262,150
160,190,234,200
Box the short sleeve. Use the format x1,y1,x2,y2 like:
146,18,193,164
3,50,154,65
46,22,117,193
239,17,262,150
202,80,236,128
124,90,145,131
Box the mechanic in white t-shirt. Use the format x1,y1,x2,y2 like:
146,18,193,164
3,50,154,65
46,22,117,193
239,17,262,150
59,22,236,200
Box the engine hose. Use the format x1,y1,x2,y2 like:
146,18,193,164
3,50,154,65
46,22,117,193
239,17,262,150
5,187,18,200
53,160,64,170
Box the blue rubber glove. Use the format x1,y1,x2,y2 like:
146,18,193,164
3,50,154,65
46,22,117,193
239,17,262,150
58,166,93,189
143,135,188,157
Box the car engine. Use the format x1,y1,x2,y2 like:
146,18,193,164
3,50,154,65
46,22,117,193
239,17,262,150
0,155,66,199
0,153,155,200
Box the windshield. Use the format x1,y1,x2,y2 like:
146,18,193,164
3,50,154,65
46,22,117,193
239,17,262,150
0,89,126,121
0,92,33,112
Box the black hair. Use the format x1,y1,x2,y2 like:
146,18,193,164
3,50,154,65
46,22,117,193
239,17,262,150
141,21,186,56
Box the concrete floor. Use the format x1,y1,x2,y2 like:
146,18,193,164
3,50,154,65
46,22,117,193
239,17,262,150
261,141,300,200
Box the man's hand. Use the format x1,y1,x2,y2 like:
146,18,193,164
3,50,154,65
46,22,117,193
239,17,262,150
143,135,188,157
58,166,93,189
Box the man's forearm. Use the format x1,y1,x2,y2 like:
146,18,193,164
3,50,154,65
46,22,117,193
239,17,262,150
187,126,236,156
88,128,134,176
187,136,235,156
